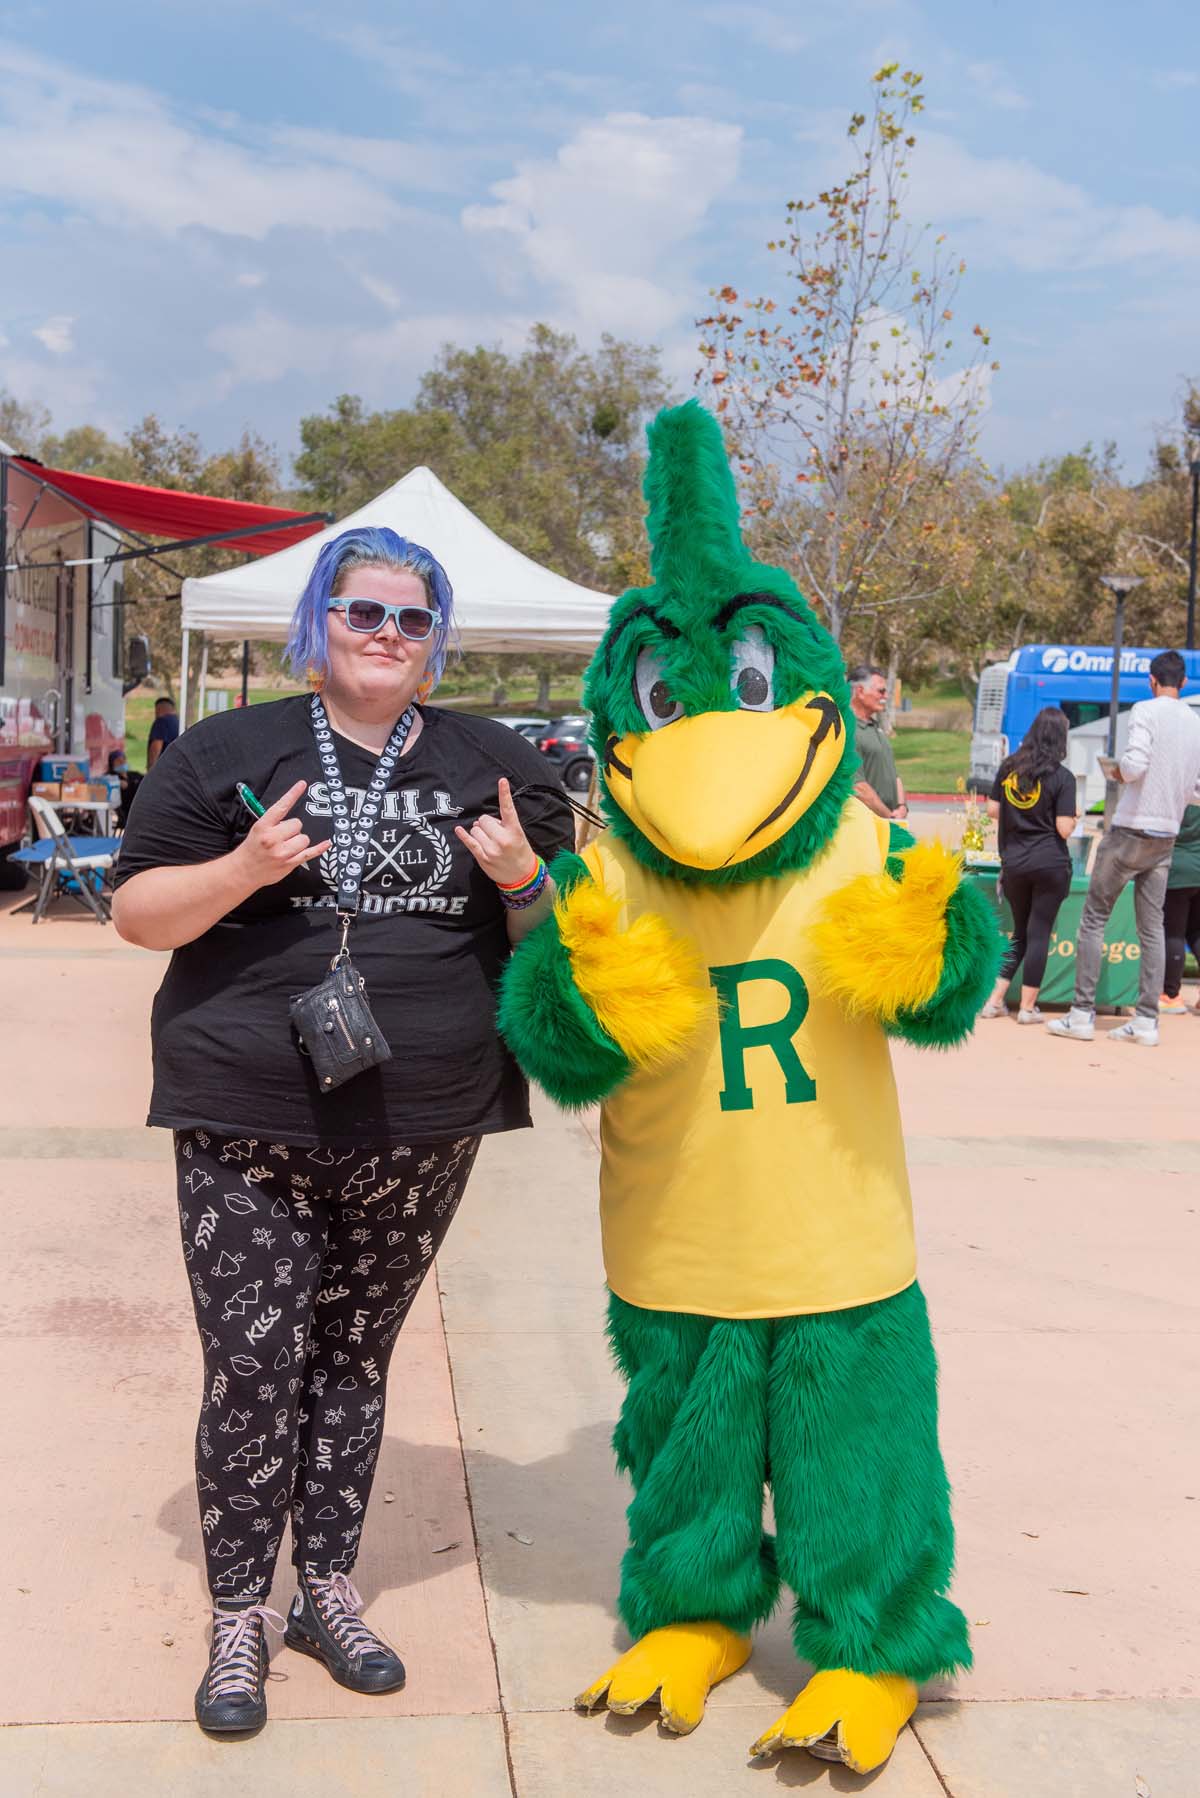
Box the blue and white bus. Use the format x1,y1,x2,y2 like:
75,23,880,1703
970,644,1200,806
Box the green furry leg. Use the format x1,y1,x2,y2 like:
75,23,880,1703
607,1293,779,1640
768,1281,971,1683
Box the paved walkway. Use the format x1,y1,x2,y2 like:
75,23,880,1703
1,890,1197,1796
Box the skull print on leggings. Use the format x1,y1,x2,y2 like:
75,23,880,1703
175,1129,480,1602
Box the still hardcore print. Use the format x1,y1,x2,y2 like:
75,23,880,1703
294,781,466,917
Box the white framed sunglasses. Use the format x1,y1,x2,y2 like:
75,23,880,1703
329,597,442,641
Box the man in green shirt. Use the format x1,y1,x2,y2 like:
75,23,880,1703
849,665,908,821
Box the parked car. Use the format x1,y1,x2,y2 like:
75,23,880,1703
489,716,550,744
536,715,595,792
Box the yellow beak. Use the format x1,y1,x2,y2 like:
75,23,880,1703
603,694,847,871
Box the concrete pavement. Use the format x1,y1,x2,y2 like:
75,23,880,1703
0,886,1197,1796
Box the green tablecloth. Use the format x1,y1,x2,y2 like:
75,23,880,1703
965,864,1141,1008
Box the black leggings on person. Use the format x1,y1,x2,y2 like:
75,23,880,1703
998,862,1072,991
174,1129,480,1604
1163,886,1200,999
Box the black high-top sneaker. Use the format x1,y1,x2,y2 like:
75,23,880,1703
284,1569,407,1693
194,1603,285,1737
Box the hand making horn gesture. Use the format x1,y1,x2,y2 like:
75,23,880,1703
455,777,539,889
235,780,331,890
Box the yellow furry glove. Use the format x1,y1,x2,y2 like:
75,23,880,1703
555,876,710,1068
807,839,961,1023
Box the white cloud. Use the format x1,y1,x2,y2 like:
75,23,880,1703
965,61,1030,112
32,314,74,353
359,273,403,310
234,272,266,288
271,125,472,196
0,351,102,420
205,307,528,398
464,113,742,336
1154,69,1200,90
320,29,462,102
701,5,807,54
0,46,408,239
906,129,1200,273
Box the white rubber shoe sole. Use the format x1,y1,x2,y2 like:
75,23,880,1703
1107,1021,1159,1047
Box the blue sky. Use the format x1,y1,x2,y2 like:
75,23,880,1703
1,1,1197,481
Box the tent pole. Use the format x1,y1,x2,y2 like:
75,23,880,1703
241,639,250,707
179,628,191,731
197,635,210,721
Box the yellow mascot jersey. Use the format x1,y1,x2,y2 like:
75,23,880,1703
582,801,917,1320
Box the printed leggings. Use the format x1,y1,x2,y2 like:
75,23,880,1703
174,1129,480,1603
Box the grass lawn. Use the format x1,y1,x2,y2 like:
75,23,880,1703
892,726,971,793
125,686,289,771
906,675,970,708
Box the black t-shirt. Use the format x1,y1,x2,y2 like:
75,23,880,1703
990,759,1076,875
114,698,574,1144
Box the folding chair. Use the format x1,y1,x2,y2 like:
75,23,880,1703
8,796,121,924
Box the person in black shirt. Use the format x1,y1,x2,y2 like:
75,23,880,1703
114,526,573,1737
979,706,1078,1024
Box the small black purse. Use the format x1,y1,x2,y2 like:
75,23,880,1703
290,948,392,1093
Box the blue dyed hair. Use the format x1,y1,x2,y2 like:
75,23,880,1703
285,526,456,689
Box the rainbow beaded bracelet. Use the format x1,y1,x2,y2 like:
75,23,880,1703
498,856,549,909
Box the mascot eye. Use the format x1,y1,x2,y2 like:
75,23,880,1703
730,626,775,712
634,649,684,730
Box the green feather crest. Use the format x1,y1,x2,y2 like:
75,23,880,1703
584,400,854,883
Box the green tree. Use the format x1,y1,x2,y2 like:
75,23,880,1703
39,424,135,478
296,324,671,703
0,390,51,454
115,423,283,697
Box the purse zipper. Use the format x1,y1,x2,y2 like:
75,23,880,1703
328,996,356,1053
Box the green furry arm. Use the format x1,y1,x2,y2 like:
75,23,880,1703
886,872,1002,1048
498,850,634,1107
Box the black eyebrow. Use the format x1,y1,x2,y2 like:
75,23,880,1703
603,603,682,670
713,591,812,632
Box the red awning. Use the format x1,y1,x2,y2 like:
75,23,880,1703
14,457,327,557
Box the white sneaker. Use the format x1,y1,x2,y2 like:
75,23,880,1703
1017,1007,1044,1026
1047,1008,1095,1042
1107,1019,1159,1047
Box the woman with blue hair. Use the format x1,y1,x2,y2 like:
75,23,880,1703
114,526,573,1737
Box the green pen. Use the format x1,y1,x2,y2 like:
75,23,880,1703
236,782,266,820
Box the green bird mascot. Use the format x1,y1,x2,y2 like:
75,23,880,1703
499,401,998,1776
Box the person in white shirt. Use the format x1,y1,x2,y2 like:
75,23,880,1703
1049,649,1200,1047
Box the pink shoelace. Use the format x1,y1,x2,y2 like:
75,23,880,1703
207,1603,286,1701
308,1571,385,1661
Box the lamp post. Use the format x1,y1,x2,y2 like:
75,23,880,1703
1187,457,1199,653
1099,573,1143,830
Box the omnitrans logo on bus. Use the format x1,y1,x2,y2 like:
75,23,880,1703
1039,647,1153,676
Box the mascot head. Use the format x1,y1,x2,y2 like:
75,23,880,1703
584,400,854,884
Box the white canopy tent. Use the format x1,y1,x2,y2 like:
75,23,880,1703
178,464,613,719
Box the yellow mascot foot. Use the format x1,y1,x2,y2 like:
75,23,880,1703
749,1669,918,1774
576,1622,752,1735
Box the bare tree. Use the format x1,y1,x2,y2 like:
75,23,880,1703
697,65,996,642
